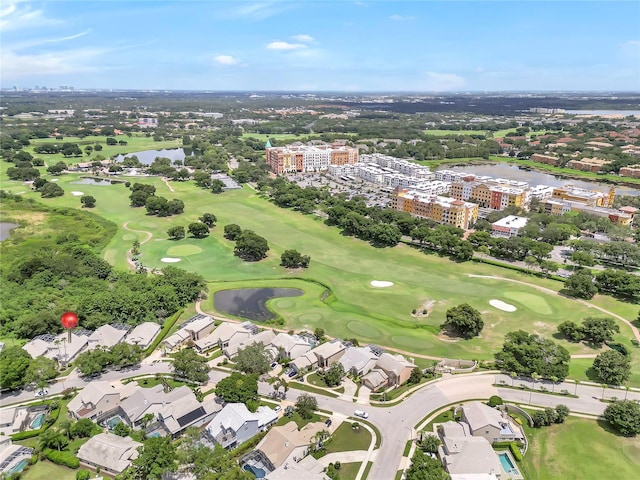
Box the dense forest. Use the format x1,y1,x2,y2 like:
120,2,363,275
0,192,206,340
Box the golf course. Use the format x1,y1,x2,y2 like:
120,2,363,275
2,165,638,383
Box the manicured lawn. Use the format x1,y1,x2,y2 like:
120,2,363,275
522,417,640,480
21,461,77,480
136,376,188,389
335,462,361,480
3,171,638,379
324,422,372,454
276,411,326,430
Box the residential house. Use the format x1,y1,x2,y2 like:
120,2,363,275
77,433,142,475
204,403,278,449
67,381,125,421
0,407,28,436
289,351,319,373
372,353,416,387
439,434,504,479
265,456,330,480
267,333,314,361
154,397,221,438
361,369,389,392
118,385,195,428
460,402,524,444
87,324,129,350
308,340,346,368
255,421,326,470
125,322,161,349
339,346,379,376
194,322,254,353
22,332,89,364
163,315,216,351
224,330,277,359
0,437,34,476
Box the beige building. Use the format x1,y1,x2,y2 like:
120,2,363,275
392,189,478,229
77,433,142,475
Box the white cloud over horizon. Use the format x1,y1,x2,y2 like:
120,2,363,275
423,72,466,91
266,41,307,50
291,34,314,43
214,54,238,65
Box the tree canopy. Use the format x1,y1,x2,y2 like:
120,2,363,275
235,342,272,375
442,303,483,338
234,230,269,261
495,330,570,380
215,372,259,406
171,348,210,384
604,400,640,436
592,350,631,385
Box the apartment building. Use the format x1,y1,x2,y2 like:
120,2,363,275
530,153,561,166
266,144,358,174
541,199,633,225
551,185,615,207
450,181,530,211
566,157,611,173
620,165,640,178
392,189,478,229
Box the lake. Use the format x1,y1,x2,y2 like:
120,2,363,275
114,148,190,165
0,222,19,241
71,178,125,186
213,288,304,321
437,163,640,196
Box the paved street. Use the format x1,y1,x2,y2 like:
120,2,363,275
3,366,639,480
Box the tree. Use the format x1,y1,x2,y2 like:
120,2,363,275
40,428,68,451
405,450,449,480
235,342,271,375
557,321,584,342
211,179,225,194
580,317,619,347
418,434,441,454
70,419,95,438
75,347,112,376
604,400,640,436
442,303,483,338
199,213,217,228
145,195,169,216
188,222,209,238
280,249,311,268
215,372,259,404
129,183,156,207
571,251,595,267
80,195,96,208
113,421,131,437
314,328,326,343
592,350,631,385
172,348,210,383
495,330,570,380
555,405,570,423
167,225,186,240
24,356,58,389
408,368,423,385
124,436,177,480
234,230,269,261
0,346,32,389
76,470,91,480
193,172,212,188
323,362,345,387
40,183,64,198
565,271,597,299
295,393,318,419
167,199,185,215
224,223,242,240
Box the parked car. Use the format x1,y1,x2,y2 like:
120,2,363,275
354,410,368,419
270,362,278,370
325,419,332,427
287,370,297,378
274,405,282,412
34,389,48,397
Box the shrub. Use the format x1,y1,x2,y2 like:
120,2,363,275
76,470,91,480
488,395,503,407
509,443,522,461
45,449,79,469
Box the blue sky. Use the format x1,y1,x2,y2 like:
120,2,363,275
2,1,639,91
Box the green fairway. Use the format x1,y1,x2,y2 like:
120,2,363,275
522,417,640,480
2,169,637,369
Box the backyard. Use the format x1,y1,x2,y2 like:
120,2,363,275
21,461,77,480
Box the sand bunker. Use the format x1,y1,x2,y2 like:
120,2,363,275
370,280,394,288
71,191,84,196
490,299,517,312
160,257,181,263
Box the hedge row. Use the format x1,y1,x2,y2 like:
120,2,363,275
145,308,184,356
509,443,523,462
44,449,80,469
11,407,59,441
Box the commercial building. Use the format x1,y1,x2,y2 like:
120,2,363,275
551,185,615,207
491,216,529,238
392,189,478,229
266,144,358,174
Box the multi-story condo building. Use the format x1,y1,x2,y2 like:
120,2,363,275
266,144,358,174
450,181,530,211
541,199,633,226
551,185,615,207
392,188,478,229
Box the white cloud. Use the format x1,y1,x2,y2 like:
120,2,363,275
266,41,307,50
214,54,238,65
1,47,106,79
291,34,314,43
0,1,61,31
423,72,466,92
389,14,415,21
221,2,297,21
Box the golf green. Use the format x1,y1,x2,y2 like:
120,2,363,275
504,291,554,315
166,244,203,256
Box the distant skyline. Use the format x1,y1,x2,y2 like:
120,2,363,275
2,1,639,92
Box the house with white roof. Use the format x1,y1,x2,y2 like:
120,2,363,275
67,381,126,421
204,403,278,449
125,322,161,349
255,421,326,470
339,346,379,376
267,333,313,361
193,322,253,353
118,385,195,428
87,324,129,350
155,396,221,438
224,330,277,358
306,340,346,369
289,351,319,373
265,455,330,480
0,437,34,476
163,315,215,351
22,332,89,364
77,433,142,475
461,402,524,444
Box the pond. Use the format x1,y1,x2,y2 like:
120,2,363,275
213,288,303,321
437,163,640,196
114,148,190,165
70,178,124,186
0,222,19,241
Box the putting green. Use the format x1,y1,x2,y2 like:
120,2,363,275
347,321,383,339
504,292,553,315
273,299,294,309
122,233,136,241
166,244,203,256
297,313,323,322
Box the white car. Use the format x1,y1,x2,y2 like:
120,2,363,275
354,410,368,419
274,405,282,412
34,389,48,397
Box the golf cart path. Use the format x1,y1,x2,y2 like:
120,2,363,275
468,274,640,342
123,221,154,271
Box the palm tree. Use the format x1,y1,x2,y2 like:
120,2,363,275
624,386,630,400
530,372,540,405
510,372,517,387
601,383,607,400
574,379,579,396
550,376,559,393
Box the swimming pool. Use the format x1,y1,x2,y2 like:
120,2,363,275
243,464,266,478
106,415,124,429
29,413,45,430
9,459,28,474
498,452,519,474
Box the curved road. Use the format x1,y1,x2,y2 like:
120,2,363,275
5,366,639,480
